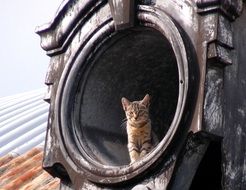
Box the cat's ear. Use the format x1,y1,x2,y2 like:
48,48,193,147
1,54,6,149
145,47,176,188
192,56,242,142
121,97,130,111
141,94,150,107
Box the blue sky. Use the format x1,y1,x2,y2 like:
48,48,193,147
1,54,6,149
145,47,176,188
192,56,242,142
0,0,62,97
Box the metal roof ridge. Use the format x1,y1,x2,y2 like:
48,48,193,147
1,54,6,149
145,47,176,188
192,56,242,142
0,112,48,146
0,99,45,123
0,88,45,102
10,139,45,157
0,103,48,127
0,94,45,116
0,123,47,157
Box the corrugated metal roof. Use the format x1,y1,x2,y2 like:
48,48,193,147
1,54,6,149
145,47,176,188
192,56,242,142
0,89,60,189
0,89,48,157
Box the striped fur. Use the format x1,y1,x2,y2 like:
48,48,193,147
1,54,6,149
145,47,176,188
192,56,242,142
121,94,152,163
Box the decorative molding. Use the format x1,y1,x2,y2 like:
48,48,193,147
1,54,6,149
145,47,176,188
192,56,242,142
36,0,106,55
197,0,240,137
197,0,237,66
206,14,233,65
196,0,243,20
108,0,136,30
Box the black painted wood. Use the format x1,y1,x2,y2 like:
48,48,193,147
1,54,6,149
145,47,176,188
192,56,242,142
222,5,246,189
36,0,246,189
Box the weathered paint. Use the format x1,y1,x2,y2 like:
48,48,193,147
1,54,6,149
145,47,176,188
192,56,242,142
36,0,246,189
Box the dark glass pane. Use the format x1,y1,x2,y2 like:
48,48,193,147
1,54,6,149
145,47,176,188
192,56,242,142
74,27,179,166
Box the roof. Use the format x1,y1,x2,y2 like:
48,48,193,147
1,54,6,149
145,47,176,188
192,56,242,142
0,148,60,190
0,89,48,157
0,89,60,190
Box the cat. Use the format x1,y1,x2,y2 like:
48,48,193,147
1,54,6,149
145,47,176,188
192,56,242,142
121,94,152,163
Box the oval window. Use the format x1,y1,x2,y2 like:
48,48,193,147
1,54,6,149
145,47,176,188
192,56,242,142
57,8,191,183
72,27,179,166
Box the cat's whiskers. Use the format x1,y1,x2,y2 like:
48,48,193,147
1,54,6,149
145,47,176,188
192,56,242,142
120,118,127,128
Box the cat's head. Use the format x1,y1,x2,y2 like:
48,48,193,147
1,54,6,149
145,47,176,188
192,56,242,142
121,94,150,127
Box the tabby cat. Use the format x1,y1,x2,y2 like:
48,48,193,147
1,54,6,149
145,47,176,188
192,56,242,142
121,94,152,163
